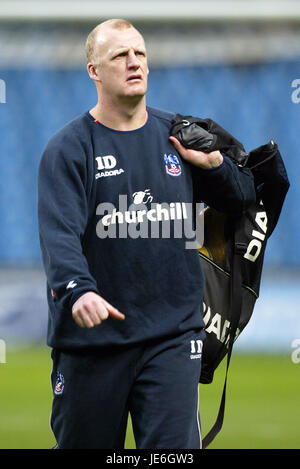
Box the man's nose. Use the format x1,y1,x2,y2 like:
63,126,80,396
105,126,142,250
127,50,140,69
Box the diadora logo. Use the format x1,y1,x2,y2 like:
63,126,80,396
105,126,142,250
66,280,77,290
244,201,268,263
95,155,124,179
203,301,240,345
190,340,203,359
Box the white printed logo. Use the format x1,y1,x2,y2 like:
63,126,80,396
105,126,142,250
66,280,77,290
244,201,268,263
203,301,240,345
190,340,203,359
98,193,188,229
132,189,153,205
95,155,124,179
96,155,116,170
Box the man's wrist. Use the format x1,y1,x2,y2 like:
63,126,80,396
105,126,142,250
199,150,223,169
196,151,224,171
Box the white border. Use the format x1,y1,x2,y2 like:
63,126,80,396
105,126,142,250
1,0,300,22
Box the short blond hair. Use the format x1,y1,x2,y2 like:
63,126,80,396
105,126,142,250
85,18,134,63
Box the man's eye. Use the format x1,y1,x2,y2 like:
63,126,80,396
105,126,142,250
115,52,126,58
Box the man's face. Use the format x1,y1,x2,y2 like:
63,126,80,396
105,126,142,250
93,27,149,101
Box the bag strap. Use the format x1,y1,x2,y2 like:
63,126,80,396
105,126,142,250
202,232,244,449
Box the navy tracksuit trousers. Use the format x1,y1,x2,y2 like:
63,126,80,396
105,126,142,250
50,328,206,449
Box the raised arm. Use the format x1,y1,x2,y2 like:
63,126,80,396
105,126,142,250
170,136,256,215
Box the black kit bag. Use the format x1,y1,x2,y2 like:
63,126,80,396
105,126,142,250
170,114,290,448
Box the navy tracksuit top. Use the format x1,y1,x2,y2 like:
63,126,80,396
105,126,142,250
38,106,255,350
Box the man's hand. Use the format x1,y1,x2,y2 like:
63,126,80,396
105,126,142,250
169,136,223,169
72,291,125,328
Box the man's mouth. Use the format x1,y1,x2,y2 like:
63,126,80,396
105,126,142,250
126,74,142,82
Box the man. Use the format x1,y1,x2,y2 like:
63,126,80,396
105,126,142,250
38,19,255,449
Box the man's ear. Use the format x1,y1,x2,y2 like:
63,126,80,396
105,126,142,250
87,63,101,82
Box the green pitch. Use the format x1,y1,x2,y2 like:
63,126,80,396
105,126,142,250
0,346,299,449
